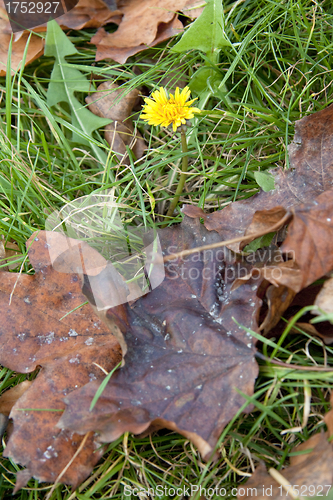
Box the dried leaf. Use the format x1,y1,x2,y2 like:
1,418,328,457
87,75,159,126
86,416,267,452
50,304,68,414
0,232,121,487
238,434,333,500
280,189,333,292
58,214,261,460
184,103,333,252
96,0,187,48
259,285,295,335
0,381,32,416
86,82,146,163
314,276,333,315
0,2,44,77
56,0,117,30
93,15,183,64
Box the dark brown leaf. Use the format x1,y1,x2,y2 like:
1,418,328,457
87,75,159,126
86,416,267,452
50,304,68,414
59,214,261,460
259,284,295,335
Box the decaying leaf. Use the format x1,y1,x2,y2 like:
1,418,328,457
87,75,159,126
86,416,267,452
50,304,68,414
237,434,333,500
239,396,333,500
184,103,333,252
56,213,261,461
86,81,146,163
0,232,121,487
0,381,32,416
280,190,333,291
0,2,44,76
93,15,184,64
56,0,117,30
0,0,189,74
3,101,333,490
314,275,333,315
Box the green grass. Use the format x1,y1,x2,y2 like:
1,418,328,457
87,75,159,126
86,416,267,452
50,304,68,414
1,0,333,497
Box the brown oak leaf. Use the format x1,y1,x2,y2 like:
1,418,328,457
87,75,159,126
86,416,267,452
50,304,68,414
237,434,333,500
0,232,121,488
85,81,146,164
183,103,333,252
58,213,261,460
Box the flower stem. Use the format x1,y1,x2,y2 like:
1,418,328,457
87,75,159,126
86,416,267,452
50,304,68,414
165,128,188,221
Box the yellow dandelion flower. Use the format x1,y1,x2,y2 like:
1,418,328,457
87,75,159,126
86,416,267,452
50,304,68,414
141,86,200,132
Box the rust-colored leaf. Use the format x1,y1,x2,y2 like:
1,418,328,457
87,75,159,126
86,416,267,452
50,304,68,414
238,434,333,500
183,103,333,252
0,2,44,76
56,0,117,30
0,381,32,416
280,190,333,291
93,15,184,64
86,81,146,163
0,232,121,487
94,0,186,49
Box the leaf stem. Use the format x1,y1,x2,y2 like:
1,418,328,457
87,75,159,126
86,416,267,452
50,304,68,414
163,211,291,262
165,128,188,222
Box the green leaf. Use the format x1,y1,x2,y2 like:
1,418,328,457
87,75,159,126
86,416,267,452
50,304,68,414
89,361,122,412
172,0,231,54
45,21,111,160
243,232,275,253
254,171,275,192
189,66,222,95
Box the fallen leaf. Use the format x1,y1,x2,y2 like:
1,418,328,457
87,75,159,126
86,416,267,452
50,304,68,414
279,190,333,291
58,213,261,460
259,284,295,335
238,434,333,500
86,82,146,163
184,103,333,252
95,0,187,49
0,232,121,487
314,276,333,315
4,97,333,487
0,1,44,76
93,15,184,64
0,0,193,74
56,0,117,30
0,381,32,416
